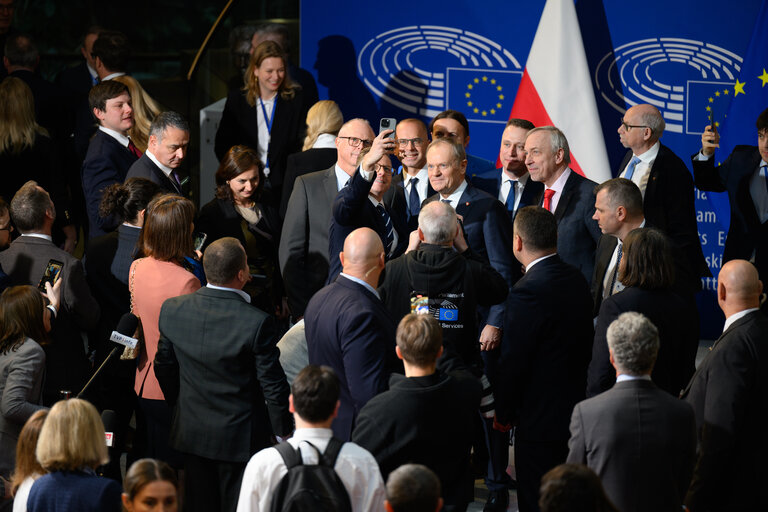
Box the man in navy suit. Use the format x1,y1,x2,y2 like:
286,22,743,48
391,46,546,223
394,119,434,230
304,227,401,441
81,80,138,238
525,126,601,283
496,206,593,512
693,107,768,312
126,111,190,195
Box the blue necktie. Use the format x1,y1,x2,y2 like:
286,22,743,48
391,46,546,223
408,177,420,219
376,204,394,256
624,156,642,181
504,180,516,219
762,164,768,194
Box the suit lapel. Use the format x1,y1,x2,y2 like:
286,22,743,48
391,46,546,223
322,167,339,203
553,172,577,222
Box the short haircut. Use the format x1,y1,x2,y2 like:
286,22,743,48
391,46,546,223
89,80,129,113
386,464,442,512
91,30,130,72
338,117,373,136
254,23,292,52
396,314,443,367
426,139,466,163
619,228,674,289
526,126,571,165
149,111,190,140
203,237,246,286
11,409,48,495
418,200,457,244
99,177,162,223
594,178,643,217
4,33,38,68
757,107,768,134
123,458,178,502
606,312,659,376
215,145,265,202
9,181,52,233
506,118,535,130
36,398,109,471
514,206,557,252
137,194,195,266
539,464,618,512
429,109,470,138
291,365,340,423
639,105,666,136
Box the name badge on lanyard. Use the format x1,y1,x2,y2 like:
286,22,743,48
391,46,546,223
259,97,276,180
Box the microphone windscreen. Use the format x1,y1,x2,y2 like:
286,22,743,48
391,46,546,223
115,312,138,337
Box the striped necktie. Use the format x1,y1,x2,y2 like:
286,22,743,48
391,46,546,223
376,204,394,256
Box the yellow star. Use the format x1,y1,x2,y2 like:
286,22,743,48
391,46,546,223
759,68,768,87
473,107,479,113
715,121,720,127
467,101,473,107
465,92,471,98
715,91,720,96
490,109,496,114
491,79,496,84
723,88,729,95
499,94,505,100
482,110,487,116
474,78,479,83
706,106,711,112
708,97,714,103
468,84,473,90
482,76,488,82
497,85,502,91
734,79,746,96
496,103,502,109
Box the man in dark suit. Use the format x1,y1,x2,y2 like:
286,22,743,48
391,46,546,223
304,227,401,441
81,80,138,238
90,30,129,82
617,103,709,295
155,237,292,512
126,111,190,195
394,118,434,231
473,118,543,222
327,130,408,282
568,311,696,512
56,27,100,96
279,118,375,319
352,314,482,512
525,126,601,283
0,182,99,405
495,206,593,512
693,107,768,312
682,259,768,511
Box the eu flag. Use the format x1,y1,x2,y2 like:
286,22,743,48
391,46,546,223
446,68,522,123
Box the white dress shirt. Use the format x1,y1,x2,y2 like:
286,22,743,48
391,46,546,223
500,172,530,213
256,95,277,174
722,308,760,334
205,283,251,303
146,150,174,179
404,167,429,209
335,164,352,191
621,142,660,197
313,133,337,149
99,125,129,147
440,180,468,208
544,168,571,213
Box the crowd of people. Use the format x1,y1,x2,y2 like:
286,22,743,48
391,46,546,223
1,11,768,512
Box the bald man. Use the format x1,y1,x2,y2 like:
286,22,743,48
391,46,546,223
304,227,402,440
681,260,768,511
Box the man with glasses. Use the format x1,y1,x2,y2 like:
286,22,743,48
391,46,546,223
395,119,434,230
617,103,708,298
280,118,376,320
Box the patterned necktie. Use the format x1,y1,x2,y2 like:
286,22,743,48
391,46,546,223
624,156,642,181
376,204,394,256
408,177,420,218
542,189,555,212
761,164,768,194
609,242,623,296
127,140,143,159
504,180,516,219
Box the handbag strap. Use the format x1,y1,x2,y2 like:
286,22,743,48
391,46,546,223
129,258,143,315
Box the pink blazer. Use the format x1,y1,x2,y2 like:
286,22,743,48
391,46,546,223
131,258,200,400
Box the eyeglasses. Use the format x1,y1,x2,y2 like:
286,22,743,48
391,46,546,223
620,120,650,132
397,138,424,148
374,164,393,174
337,136,373,148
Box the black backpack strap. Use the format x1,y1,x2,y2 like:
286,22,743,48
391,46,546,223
274,441,303,470
321,437,345,467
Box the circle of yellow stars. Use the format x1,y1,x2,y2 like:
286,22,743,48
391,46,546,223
705,68,768,125
465,75,504,116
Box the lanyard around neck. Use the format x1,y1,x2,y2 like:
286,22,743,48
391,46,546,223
258,97,276,174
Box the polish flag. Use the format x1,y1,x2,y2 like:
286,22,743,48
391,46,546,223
509,0,611,183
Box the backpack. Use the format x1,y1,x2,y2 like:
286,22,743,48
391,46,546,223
269,438,353,512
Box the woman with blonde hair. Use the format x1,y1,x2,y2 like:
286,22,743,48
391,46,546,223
302,100,343,151
121,459,178,512
26,398,122,511
215,40,308,206
10,410,48,512
111,75,162,153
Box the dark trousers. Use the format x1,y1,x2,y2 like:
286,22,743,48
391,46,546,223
134,397,182,468
514,439,568,512
481,347,511,492
184,453,247,512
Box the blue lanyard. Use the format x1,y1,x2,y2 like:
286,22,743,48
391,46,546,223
259,97,276,171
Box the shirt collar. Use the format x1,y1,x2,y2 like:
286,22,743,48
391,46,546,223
616,374,652,382
205,283,251,303
293,428,333,442
723,308,759,334
102,71,126,81
335,164,352,191
86,62,98,80
546,167,571,195
407,167,429,183
525,252,556,272
20,233,53,242
146,150,173,177
634,141,660,163
339,273,380,299
99,125,130,147
502,171,529,185
441,180,468,206
313,133,337,149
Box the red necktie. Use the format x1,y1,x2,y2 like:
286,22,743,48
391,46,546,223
127,140,143,159
542,189,556,212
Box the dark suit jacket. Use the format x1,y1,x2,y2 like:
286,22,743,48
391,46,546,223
619,144,710,292
541,171,601,283
81,130,138,238
0,236,99,404
327,169,408,282
280,147,337,218
304,275,401,440
681,310,768,511
393,170,436,231
278,166,339,317
155,287,292,462
424,184,516,327
692,146,767,284
497,255,593,442
126,154,183,195
55,62,97,160
590,234,619,317
352,371,482,510
471,171,543,221
567,379,696,512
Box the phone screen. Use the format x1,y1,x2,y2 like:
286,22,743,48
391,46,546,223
38,259,64,291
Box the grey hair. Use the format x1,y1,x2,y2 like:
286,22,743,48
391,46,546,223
426,138,466,163
639,106,665,137
526,126,571,165
606,312,659,376
149,111,189,141
418,201,457,244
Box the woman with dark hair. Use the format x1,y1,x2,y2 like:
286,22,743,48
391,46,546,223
588,227,698,397
11,409,48,512
121,459,178,512
539,464,618,512
196,145,285,317
0,283,59,498
130,194,200,466
214,40,307,205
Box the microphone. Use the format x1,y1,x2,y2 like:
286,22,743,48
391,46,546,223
102,409,118,448
77,313,138,398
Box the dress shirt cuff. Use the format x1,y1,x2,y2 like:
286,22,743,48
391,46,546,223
694,151,713,161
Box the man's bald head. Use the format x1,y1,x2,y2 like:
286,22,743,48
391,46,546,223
719,260,762,308
341,228,385,280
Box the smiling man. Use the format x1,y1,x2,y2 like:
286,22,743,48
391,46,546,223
126,111,190,195
395,119,433,229
81,80,138,238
